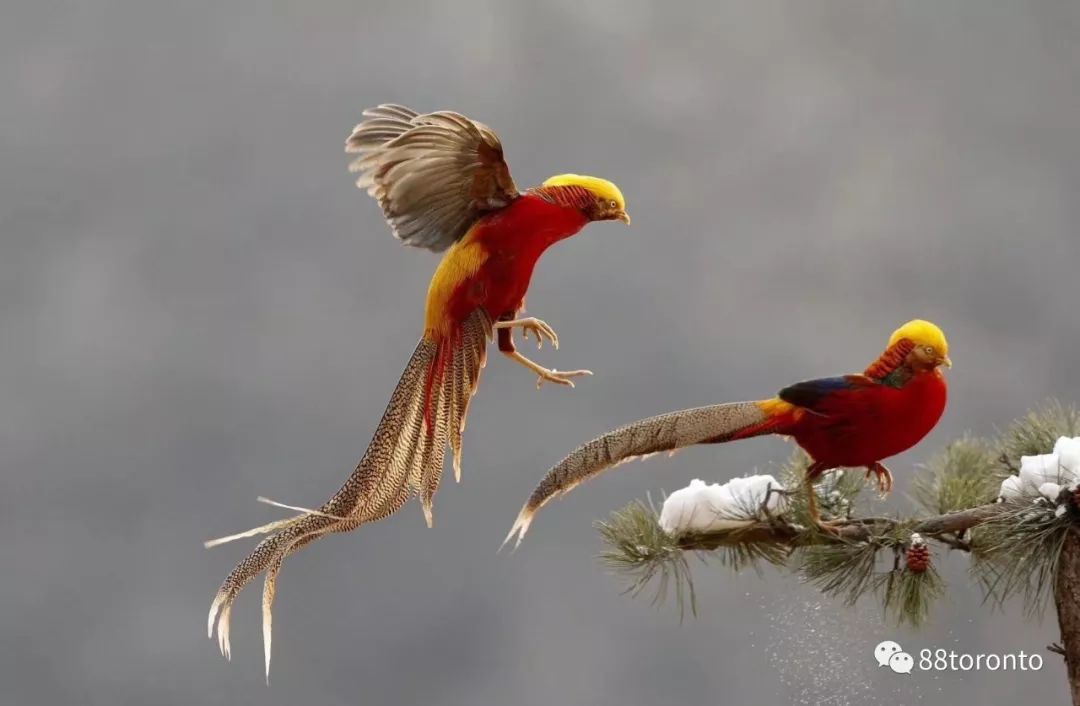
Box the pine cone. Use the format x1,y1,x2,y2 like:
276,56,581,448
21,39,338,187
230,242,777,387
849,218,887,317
906,534,931,573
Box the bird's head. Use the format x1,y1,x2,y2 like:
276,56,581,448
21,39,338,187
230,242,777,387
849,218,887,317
542,174,630,224
888,319,952,372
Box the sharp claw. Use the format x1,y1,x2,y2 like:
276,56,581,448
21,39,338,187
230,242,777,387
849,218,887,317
864,464,892,497
499,318,565,352
532,368,592,389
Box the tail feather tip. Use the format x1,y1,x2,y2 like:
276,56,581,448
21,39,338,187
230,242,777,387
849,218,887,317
207,593,223,639
499,508,534,553
262,609,272,684
216,604,233,660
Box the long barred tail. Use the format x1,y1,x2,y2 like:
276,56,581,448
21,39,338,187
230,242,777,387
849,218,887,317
206,310,491,679
501,400,782,550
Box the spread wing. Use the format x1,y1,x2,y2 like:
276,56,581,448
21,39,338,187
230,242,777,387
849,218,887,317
346,104,520,252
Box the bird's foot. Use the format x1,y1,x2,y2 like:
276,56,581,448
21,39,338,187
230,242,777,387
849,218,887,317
533,366,593,389
503,349,592,389
812,518,847,535
865,462,893,497
494,317,559,350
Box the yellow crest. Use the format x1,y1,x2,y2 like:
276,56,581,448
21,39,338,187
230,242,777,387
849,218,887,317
542,174,625,210
889,319,949,355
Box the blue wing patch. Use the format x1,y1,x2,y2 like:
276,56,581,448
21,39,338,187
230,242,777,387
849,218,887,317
778,375,867,414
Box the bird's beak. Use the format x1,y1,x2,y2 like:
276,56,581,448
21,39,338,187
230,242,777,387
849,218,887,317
941,356,952,369
617,210,631,225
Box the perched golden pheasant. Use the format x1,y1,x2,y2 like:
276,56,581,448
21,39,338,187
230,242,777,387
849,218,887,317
206,104,629,676
503,320,951,547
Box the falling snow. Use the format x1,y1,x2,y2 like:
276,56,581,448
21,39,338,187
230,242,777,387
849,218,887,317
757,591,949,706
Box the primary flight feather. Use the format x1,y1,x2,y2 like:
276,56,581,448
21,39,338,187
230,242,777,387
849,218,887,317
206,104,630,677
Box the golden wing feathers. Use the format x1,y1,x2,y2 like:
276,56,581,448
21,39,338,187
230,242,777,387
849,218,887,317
346,104,519,252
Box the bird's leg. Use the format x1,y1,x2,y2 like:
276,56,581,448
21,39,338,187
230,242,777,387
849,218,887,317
495,317,592,389
804,473,823,525
804,463,843,534
758,482,793,523
865,462,893,496
504,351,593,389
494,316,560,349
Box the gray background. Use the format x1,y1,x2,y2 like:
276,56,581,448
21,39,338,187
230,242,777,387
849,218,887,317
3,1,1080,704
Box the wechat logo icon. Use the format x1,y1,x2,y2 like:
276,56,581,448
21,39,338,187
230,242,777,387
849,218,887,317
875,640,914,674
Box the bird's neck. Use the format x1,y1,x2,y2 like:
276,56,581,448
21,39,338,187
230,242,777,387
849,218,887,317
505,190,590,251
880,366,916,389
864,339,915,384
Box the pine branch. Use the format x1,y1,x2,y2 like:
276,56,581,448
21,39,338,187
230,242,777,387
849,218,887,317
598,494,1006,625
671,503,1004,550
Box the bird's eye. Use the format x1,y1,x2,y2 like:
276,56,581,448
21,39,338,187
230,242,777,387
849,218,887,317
924,346,935,355
609,200,618,208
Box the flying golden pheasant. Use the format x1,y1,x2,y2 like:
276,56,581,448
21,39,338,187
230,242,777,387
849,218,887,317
503,320,950,547
206,104,629,676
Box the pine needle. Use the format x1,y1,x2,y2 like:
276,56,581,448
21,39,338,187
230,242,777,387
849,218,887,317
911,435,1000,516
595,498,698,618
996,399,1080,474
595,497,790,619
971,500,1072,617
799,540,882,606
877,563,946,627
